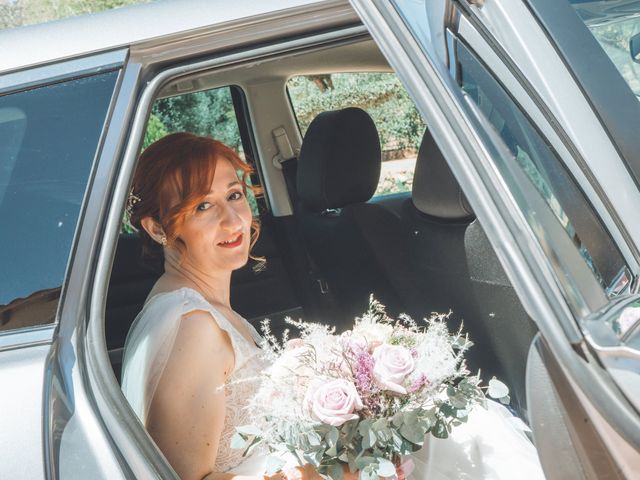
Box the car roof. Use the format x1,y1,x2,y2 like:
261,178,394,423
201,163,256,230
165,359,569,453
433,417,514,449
0,0,329,75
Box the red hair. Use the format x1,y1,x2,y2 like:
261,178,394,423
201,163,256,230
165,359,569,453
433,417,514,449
129,132,263,266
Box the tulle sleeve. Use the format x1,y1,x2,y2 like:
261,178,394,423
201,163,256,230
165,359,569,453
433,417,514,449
121,291,190,424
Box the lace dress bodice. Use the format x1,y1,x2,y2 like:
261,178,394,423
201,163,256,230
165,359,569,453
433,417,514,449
121,287,269,473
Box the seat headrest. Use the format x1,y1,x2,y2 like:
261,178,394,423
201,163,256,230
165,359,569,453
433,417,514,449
297,107,381,212
412,129,474,220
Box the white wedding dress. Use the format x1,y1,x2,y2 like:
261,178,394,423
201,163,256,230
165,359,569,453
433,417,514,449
121,287,546,479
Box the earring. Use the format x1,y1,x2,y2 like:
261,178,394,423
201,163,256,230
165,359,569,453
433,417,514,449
160,235,167,246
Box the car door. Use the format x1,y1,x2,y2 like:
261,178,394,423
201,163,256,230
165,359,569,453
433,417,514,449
0,52,127,479
349,0,640,478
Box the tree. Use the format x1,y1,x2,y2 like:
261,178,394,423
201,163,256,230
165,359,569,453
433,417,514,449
287,73,425,154
152,88,241,151
0,0,150,29
143,113,169,150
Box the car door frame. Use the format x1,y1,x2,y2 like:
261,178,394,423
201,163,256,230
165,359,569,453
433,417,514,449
0,49,129,480
348,0,640,473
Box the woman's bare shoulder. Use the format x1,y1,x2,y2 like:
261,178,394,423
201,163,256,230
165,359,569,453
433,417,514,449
155,309,235,390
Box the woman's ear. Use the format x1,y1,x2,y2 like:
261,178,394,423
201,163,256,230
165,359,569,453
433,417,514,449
140,216,166,244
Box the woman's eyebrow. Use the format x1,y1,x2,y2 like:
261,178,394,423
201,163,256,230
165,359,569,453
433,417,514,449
207,181,241,194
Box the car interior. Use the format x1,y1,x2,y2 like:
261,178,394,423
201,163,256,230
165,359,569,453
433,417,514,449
104,34,538,424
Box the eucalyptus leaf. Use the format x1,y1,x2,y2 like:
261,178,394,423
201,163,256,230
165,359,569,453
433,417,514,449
355,456,377,470
360,469,376,480
377,458,396,477
265,456,286,475
347,452,357,474
372,418,388,431
404,410,419,425
391,412,404,428
450,393,469,409
230,432,248,450
244,435,264,457
358,419,375,435
361,427,377,450
236,425,262,436
456,409,469,421
303,450,323,467
391,428,404,451
328,463,344,480
400,439,415,455
308,430,322,447
488,378,510,399
439,403,456,418
399,422,425,445
326,427,339,447
431,419,449,439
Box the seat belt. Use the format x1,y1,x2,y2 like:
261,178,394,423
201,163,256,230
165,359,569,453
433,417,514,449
271,127,335,317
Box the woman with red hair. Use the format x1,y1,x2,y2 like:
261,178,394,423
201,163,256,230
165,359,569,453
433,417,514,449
121,132,308,480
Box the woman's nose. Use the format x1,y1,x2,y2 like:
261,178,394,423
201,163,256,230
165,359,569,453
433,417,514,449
219,203,243,231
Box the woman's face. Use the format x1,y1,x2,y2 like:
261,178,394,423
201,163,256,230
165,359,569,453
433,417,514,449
176,157,253,275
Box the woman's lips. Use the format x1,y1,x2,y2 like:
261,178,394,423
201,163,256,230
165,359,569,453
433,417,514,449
217,233,243,248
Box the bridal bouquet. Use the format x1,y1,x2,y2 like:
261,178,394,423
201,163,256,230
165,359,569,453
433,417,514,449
232,297,510,480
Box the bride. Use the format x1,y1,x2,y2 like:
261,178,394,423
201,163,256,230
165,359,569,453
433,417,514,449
120,132,546,480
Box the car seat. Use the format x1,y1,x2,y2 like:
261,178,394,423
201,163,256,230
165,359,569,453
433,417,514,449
295,107,416,330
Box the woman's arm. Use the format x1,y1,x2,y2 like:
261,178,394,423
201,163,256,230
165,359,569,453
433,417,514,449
145,310,335,480
146,309,236,480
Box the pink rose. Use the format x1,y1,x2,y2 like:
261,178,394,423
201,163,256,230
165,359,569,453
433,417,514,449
372,344,415,394
304,379,364,426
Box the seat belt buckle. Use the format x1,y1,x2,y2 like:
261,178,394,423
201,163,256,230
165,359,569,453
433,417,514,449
271,126,297,169
317,278,330,294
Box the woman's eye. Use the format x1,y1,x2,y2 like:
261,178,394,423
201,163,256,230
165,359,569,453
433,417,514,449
197,201,212,211
228,191,244,201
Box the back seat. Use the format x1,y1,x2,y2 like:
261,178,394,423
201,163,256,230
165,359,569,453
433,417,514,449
404,128,537,419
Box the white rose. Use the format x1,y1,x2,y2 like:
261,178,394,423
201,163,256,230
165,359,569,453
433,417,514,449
353,321,393,348
268,346,312,381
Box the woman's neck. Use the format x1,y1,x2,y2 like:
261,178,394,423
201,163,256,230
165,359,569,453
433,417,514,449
162,249,232,309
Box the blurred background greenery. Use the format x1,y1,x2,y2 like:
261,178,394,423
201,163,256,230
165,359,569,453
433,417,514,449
0,0,151,29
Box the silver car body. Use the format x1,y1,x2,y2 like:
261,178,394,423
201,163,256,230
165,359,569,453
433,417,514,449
0,0,638,478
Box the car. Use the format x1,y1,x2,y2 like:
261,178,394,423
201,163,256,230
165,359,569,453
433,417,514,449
1,0,639,478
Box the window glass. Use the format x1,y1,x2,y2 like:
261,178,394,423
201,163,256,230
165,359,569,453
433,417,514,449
455,39,626,295
572,1,640,98
287,73,426,197
124,86,260,233
0,71,119,331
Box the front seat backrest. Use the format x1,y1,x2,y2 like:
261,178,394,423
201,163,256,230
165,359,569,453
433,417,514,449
295,107,411,328
409,128,536,419
297,107,381,211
